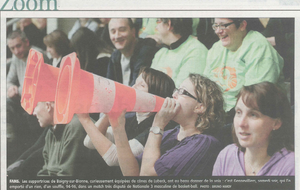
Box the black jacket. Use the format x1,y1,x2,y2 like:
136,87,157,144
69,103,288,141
107,38,158,86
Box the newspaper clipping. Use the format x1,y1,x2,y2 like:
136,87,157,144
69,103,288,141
1,0,299,190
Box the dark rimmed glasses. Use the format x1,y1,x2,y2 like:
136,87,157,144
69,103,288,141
212,22,235,31
173,88,201,103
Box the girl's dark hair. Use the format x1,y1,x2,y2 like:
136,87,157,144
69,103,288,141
71,27,111,71
232,81,294,155
139,67,175,98
43,30,71,57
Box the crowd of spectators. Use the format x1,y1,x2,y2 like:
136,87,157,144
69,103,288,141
6,18,294,178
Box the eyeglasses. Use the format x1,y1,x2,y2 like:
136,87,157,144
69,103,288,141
212,22,235,31
173,88,200,103
156,19,162,24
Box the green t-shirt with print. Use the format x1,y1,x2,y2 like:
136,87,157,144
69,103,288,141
151,35,208,87
204,30,285,112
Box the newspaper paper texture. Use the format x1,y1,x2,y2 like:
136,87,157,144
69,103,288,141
1,0,299,189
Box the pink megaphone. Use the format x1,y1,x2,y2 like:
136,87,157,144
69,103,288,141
54,52,165,124
21,49,60,114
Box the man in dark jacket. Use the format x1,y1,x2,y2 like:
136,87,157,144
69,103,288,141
107,18,157,86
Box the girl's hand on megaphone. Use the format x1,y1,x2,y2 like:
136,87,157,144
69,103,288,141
108,109,126,130
152,98,180,130
77,113,91,123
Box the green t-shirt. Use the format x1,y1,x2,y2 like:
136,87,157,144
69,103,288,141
192,18,200,36
139,18,199,38
139,18,158,38
204,30,285,112
151,35,208,87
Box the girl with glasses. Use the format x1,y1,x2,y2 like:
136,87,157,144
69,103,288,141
77,67,177,173
109,74,225,176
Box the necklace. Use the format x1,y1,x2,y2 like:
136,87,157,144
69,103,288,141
245,150,271,176
248,164,256,175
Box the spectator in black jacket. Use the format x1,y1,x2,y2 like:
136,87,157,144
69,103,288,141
107,18,158,86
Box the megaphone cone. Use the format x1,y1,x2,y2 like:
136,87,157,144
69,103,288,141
54,52,164,124
21,49,60,114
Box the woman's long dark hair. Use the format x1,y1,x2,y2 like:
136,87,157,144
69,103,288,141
43,30,72,57
71,27,112,72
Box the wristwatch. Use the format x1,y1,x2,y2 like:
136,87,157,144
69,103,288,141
150,126,164,136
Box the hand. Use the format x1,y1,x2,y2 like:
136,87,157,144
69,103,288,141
153,98,180,129
267,36,276,46
7,85,18,98
76,113,91,123
107,109,126,129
